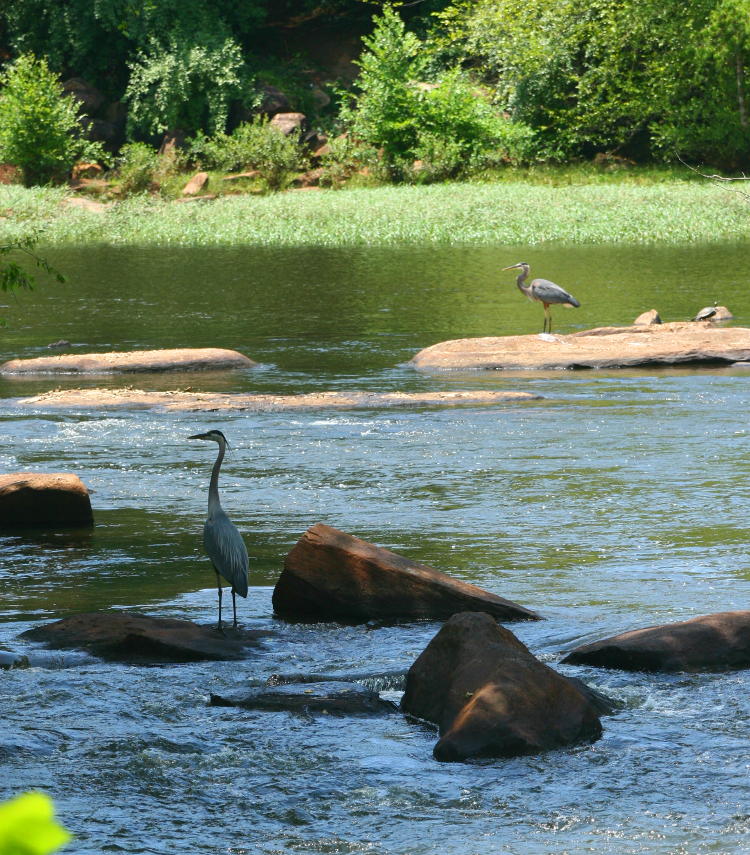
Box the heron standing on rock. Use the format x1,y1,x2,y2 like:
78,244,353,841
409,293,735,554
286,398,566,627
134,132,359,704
502,262,581,333
189,429,249,631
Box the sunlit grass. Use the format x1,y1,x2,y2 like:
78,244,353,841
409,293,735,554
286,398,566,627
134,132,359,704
1,174,748,247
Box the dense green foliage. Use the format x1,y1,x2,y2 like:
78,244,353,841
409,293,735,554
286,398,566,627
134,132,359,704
341,7,533,179
0,54,103,185
438,0,750,165
1,0,750,183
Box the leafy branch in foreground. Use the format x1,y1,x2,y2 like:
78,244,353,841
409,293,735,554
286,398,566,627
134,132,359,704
0,233,65,325
0,791,71,855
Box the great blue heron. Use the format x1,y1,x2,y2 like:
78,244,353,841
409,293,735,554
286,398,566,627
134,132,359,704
189,429,249,631
502,262,581,333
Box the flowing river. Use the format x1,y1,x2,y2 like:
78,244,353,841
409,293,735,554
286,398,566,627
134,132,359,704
1,242,750,854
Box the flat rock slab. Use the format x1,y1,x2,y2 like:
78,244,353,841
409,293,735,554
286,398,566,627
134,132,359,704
402,612,607,762
0,348,255,375
410,323,750,371
273,523,540,623
21,612,268,663
0,472,93,528
210,681,397,715
562,610,750,672
16,388,541,412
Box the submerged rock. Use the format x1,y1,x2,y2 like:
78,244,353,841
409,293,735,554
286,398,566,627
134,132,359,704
21,612,268,664
401,612,608,762
210,681,397,715
0,347,255,375
272,523,540,623
562,610,750,672
0,472,93,529
410,323,750,371
0,650,30,670
15,387,540,412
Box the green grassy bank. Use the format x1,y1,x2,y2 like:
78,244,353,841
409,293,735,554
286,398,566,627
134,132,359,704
2,177,748,247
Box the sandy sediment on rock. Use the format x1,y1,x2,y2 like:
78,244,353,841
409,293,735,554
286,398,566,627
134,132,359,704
410,323,750,371
14,388,541,412
0,347,255,374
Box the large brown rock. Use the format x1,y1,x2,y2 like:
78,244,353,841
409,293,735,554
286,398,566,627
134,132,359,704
0,473,93,528
410,323,750,371
21,612,267,663
272,523,540,622
562,611,750,672
269,112,308,136
182,172,209,196
0,347,255,375
402,612,607,761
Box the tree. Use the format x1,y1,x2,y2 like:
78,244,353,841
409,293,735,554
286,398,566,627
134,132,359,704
0,53,100,185
436,0,750,166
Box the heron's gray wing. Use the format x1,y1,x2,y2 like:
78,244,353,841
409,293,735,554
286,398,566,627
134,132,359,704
203,512,249,597
531,278,580,307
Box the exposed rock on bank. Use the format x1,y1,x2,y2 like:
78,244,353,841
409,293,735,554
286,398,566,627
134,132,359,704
16,388,542,412
272,523,540,623
0,348,255,375
401,612,609,761
410,323,750,371
0,473,93,529
21,612,268,663
210,681,397,715
562,610,750,672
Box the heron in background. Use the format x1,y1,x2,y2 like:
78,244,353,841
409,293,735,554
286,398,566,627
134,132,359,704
502,262,581,333
189,429,249,631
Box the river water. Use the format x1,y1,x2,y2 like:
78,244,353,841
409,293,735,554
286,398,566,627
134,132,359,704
1,242,750,854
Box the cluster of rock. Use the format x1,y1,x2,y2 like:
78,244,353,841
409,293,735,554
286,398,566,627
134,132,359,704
9,504,750,762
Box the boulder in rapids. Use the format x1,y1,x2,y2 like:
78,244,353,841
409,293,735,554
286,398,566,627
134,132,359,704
562,610,750,672
21,612,268,664
401,612,611,762
272,524,540,623
0,472,93,529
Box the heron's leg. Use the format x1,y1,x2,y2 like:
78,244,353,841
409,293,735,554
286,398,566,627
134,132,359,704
544,304,552,333
216,572,224,632
232,589,238,629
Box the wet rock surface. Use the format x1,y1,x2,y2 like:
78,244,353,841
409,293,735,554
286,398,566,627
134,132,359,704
15,387,541,412
0,472,93,529
273,523,541,623
410,323,750,371
210,681,397,715
562,610,750,672
401,612,608,762
0,347,255,374
21,612,269,663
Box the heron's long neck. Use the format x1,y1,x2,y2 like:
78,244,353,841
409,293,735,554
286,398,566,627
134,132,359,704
208,440,225,516
516,269,530,297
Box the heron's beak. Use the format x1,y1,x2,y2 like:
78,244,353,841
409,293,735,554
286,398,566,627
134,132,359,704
502,264,521,271
188,432,210,440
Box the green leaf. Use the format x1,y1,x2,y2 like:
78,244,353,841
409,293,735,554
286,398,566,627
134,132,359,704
0,792,71,855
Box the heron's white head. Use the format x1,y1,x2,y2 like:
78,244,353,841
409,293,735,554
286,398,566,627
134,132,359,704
189,429,228,447
502,262,529,272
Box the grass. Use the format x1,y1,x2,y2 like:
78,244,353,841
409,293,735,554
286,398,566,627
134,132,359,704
1,168,749,248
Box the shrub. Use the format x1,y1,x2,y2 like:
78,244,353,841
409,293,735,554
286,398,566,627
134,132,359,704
318,136,379,187
125,30,247,138
0,53,105,186
189,118,306,190
115,142,161,194
342,7,535,180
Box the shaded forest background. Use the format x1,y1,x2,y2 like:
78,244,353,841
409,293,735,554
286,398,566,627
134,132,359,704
1,0,750,178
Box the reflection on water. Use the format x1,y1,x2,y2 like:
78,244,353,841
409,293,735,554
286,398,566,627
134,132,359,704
1,244,750,854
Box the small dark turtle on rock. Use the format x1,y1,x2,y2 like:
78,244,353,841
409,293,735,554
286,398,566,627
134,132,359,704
46,339,71,349
692,304,717,322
